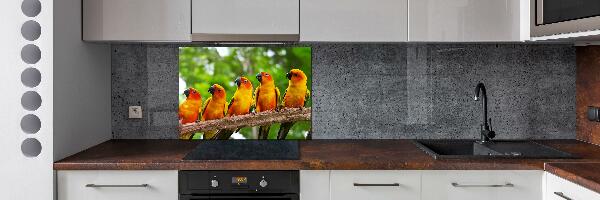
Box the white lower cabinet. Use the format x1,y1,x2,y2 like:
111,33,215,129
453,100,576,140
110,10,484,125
300,170,331,200
300,170,547,200
545,172,600,200
422,170,543,200
330,170,421,200
57,170,178,200
57,170,600,200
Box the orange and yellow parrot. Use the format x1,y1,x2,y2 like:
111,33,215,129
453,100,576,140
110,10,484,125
254,71,280,139
277,69,310,139
215,77,254,139
226,77,254,117
200,84,227,139
178,87,203,139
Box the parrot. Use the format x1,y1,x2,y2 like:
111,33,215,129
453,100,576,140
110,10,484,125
200,84,228,139
214,77,254,139
178,87,203,139
254,71,280,139
277,69,310,140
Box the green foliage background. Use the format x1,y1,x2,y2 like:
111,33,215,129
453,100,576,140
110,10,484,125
179,47,312,139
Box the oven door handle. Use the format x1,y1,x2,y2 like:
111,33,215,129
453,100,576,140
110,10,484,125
536,0,544,25
180,194,299,200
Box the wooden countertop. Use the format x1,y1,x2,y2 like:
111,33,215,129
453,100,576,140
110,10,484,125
54,139,600,194
54,139,600,170
545,162,600,194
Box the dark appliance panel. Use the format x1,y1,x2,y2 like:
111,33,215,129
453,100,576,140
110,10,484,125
179,171,299,200
538,0,600,25
180,194,298,200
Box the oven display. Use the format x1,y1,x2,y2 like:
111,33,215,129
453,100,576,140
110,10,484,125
232,176,248,185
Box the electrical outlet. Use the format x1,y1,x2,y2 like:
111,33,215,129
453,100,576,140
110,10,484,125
129,106,143,119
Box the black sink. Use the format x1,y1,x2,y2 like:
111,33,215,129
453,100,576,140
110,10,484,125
413,140,577,160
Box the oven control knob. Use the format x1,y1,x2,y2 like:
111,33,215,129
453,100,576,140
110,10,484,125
210,179,219,188
259,179,268,188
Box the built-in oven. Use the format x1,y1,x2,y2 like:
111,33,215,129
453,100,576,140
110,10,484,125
532,0,600,37
179,171,299,200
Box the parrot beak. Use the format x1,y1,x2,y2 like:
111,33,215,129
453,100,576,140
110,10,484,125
235,77,241,87
208,85,215,95
184,89,190,97
256,73,262,82
286,72,292,80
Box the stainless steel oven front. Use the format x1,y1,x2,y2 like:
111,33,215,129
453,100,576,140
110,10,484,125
532,0,600,37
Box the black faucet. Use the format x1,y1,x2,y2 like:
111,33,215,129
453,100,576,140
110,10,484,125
474,83,495,143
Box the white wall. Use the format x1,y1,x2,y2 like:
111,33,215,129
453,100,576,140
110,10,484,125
1,0,110,198
0,0,54,199
53,0,111,161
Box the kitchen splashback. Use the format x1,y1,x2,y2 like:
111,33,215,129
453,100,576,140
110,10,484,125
576,46,600,145
112,44,575,139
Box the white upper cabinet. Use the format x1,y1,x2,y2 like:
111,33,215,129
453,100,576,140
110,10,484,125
82,0,191,42
191,0,300,41
409,0,530,42
300,0,408,42
80,0,532,42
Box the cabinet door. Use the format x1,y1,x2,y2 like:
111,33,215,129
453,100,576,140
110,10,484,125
422,170,543,200
191,0,299,41
300,171,330,200
82,0,191,41
409,0,529,42
300,0,408,42
330,170,420,200
546,172,600,200
57,170,178,200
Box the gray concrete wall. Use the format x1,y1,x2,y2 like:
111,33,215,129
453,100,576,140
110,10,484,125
111,44,576,139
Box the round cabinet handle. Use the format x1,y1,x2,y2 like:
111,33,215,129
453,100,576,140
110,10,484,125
85,184,149,188
353,183,400,187
451,182,514,188
553,192,573,200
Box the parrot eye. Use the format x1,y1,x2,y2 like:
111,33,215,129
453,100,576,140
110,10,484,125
265,74,270,77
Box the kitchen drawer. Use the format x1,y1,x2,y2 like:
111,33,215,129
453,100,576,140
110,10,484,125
300,170,330,200
57,170,178,200
422,170,543,200
545,172,600,200
330,170,420,200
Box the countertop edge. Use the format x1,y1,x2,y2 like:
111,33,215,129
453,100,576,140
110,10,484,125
545,162,600,194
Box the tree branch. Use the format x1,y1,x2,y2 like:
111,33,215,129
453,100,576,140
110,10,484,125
179,108,311,137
